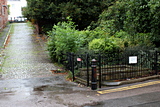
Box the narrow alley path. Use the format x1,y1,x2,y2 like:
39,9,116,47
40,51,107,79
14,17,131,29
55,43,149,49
0,23,95,107
1,23,58,79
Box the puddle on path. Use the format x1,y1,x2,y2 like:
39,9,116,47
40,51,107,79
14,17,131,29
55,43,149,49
33,85,72,92
83,102,104,107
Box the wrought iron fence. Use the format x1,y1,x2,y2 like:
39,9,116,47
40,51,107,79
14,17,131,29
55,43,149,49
63,50,160,88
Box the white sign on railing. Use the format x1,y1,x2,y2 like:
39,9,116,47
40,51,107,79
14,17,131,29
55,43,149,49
129,56,137,64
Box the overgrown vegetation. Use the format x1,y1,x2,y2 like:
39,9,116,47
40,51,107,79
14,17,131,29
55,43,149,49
47,18,89,62
47,18,154,62
24,0,160,62
96,0,160,46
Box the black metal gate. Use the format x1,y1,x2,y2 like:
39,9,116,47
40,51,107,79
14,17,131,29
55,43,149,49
65,50,160,89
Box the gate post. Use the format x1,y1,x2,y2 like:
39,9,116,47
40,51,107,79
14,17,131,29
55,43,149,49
71,53,75,81
155,51,158,75
152,51,158,75
91,59,97,90
86,53,89,87
98,54,102,88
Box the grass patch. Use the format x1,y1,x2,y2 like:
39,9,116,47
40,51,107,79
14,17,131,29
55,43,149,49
9,24,15,34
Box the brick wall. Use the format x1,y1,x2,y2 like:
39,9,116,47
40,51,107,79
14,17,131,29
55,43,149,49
0,0,8,30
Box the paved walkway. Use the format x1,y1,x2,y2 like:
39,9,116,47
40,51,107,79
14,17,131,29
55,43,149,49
0,23,95,107
1,23,58,79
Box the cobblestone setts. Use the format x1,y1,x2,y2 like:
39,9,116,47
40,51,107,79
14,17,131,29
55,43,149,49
0,23,58,79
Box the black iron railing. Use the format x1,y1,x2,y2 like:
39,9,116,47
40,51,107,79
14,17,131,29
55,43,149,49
63,50,160,88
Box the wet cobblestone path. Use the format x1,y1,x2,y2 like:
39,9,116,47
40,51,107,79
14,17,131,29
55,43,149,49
1,23,58,79
0,23,95,107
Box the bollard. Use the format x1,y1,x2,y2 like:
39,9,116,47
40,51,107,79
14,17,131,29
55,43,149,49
91,59,97,90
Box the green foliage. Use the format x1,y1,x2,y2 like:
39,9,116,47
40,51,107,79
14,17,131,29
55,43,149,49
47,19,88,62
23,0,60,33
66,70,80,81
124,0,151,35
96,0,160,45
130,33,153,46
114,31,153,47
46,0,159,63
48,19,154,62
8,5,10,15
89,37,121,53
115,30,129,39
97,0,126,35
23,0,114,33
89,38,105,53
47,19,124,61
148,0,160,42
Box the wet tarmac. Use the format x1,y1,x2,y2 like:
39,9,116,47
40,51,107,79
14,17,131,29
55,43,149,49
0,76,97,107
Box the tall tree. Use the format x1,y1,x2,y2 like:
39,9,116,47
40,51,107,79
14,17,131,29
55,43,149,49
23,0,61,33
23,0,114,34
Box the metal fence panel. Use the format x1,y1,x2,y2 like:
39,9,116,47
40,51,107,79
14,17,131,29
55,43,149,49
64,50,159,88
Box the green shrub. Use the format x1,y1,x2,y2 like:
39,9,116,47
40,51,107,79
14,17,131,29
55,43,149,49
47,19,88,62
114,31,154,48
88,38,105,53
130,33,153,46
89,37,121,53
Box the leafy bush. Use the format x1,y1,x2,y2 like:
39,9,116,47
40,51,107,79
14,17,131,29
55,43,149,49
89,37,121,53
47,19,88,62
88,38,105,53
47,15,155,64
114,31,154,48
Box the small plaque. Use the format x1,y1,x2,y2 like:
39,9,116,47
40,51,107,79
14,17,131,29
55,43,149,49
129,56,137,64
